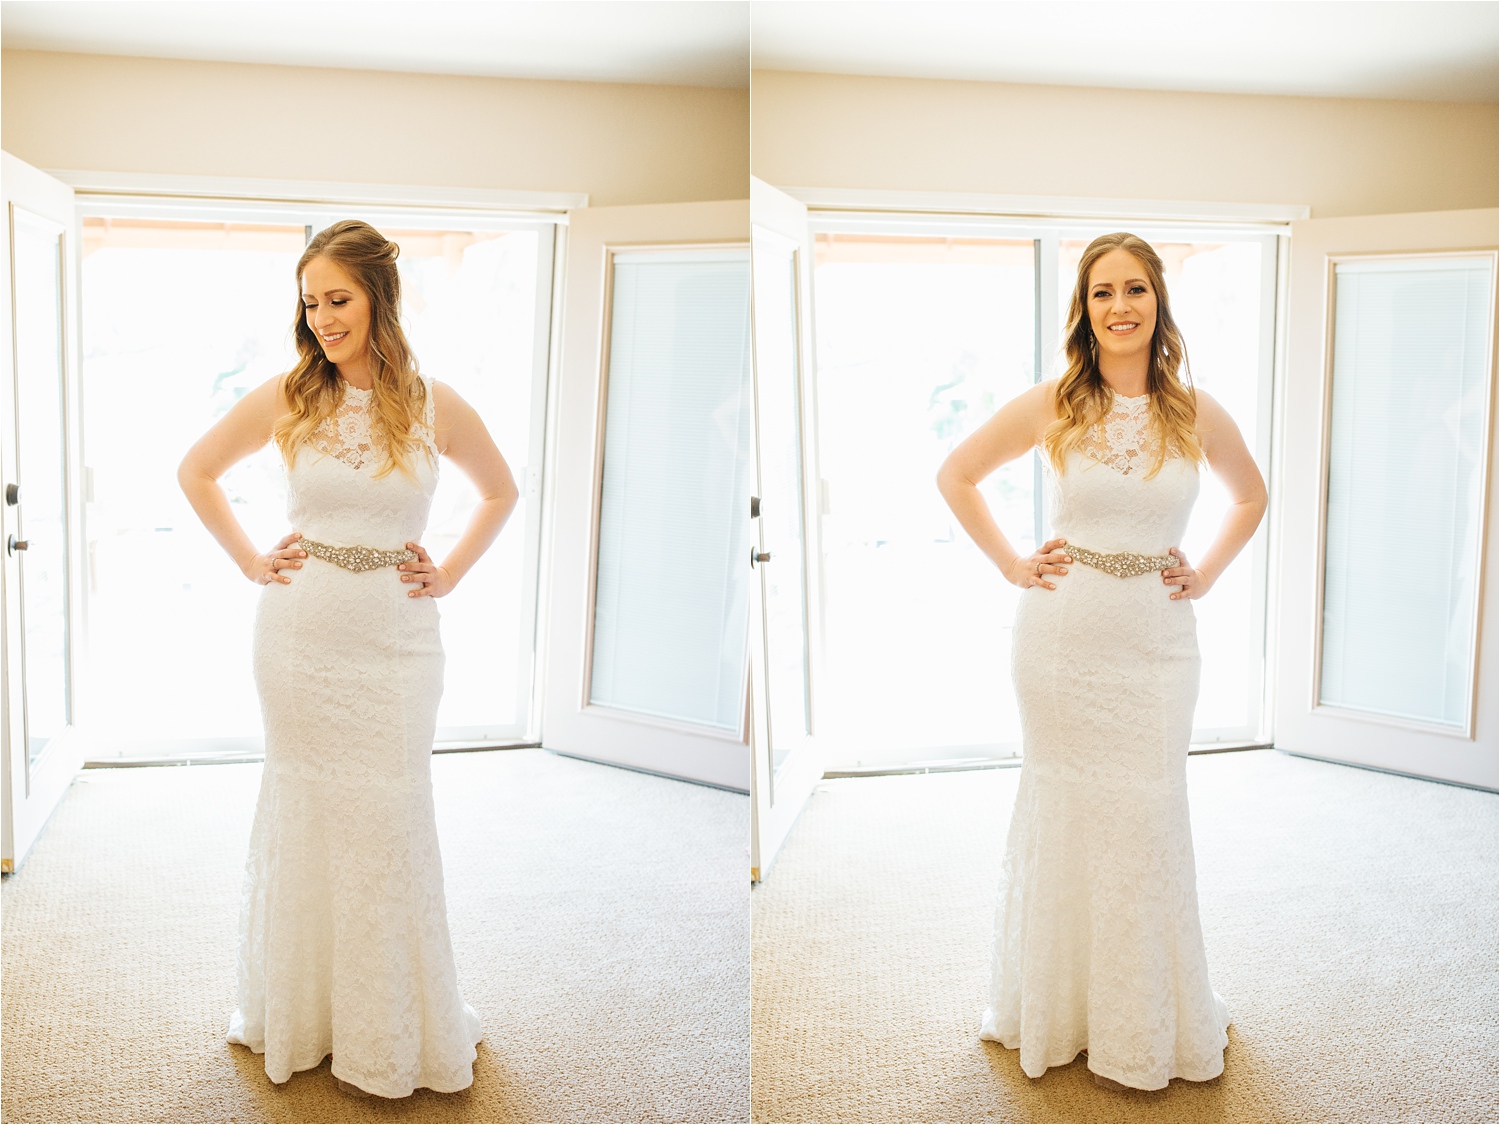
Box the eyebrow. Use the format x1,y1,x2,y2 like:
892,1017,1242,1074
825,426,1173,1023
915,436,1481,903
302,288,354,300
1091,278,1148,287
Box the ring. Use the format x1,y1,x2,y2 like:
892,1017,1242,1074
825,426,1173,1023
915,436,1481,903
1034,561,1041,575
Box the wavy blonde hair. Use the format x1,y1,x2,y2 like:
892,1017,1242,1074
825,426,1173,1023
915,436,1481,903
273,220,430,480
1042,232,1204,478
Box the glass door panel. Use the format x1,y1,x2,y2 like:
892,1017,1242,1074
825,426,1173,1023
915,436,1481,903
1059,237,1268,740
588,249,754,732
380,226,543,736
812,235,1035,764
751,231,810,768
80,215,550,754
80,217,305,748
1319,255,1492,728
10,207,70,767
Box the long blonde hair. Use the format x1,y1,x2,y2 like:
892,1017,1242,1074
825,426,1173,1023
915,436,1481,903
1042,232,1204,478
273,220,429,479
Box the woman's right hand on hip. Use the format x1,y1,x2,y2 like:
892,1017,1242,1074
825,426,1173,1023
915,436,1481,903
243,532,306,585
1006,538,1071,590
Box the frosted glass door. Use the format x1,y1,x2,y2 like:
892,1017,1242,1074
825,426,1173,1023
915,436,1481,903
1319,256,1493,729
1275,208,1498,790
589,250,754,731
9,208,70,767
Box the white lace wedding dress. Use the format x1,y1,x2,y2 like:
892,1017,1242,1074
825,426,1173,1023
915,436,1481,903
979,391,1230,1091
227,376,482,1098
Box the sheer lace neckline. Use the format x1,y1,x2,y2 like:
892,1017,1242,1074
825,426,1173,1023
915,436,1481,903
303,377,436,472
1076,390,1163,476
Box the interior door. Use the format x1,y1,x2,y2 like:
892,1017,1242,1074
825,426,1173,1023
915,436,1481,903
749,178,824,880
1,152,87,870
541,200,753,791
1275,207,1497,789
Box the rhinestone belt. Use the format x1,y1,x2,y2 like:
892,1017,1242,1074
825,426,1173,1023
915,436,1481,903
1067,544,1176,578
298,537,417,574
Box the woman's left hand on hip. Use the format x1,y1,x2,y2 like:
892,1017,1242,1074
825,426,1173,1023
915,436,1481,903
1163,547,1210,600
398,542,455,598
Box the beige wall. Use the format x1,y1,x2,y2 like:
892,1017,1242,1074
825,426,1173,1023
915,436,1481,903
2,50,748,206
751,70,1497,218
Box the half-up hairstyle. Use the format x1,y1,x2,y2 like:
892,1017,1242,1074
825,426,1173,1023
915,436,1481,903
273,220,430,479
1042,232,1205,478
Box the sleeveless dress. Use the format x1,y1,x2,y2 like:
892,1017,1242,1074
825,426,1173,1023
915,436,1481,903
979,391,1230,1091
227,376,482,1098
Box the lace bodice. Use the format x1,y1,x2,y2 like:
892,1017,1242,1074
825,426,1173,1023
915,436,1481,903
1075,392,1164,475
1043,392,1199,554
285,378,440,547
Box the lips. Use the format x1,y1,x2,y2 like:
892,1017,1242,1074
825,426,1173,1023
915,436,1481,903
321,331,348,346
1107,323,1139,335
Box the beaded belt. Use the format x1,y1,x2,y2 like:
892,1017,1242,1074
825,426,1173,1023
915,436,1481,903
1067,544,1176,578
298,537,417,573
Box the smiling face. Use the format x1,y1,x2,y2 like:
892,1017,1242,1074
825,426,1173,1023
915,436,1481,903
1086,248,1158,365
301,256,372,373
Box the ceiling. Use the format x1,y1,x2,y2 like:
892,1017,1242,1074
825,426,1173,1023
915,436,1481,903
0,1,751,88
2,1,1493,102
753,1,1499,103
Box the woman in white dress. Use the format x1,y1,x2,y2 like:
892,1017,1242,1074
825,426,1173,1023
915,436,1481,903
179,220,519,1098
937,232,1267,1091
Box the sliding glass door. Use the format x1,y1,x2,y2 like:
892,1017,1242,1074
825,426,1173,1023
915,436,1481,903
76,204,555,759
807,217,1277,771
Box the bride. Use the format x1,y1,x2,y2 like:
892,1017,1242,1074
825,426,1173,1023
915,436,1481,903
937,232,1266,1091
178,220,519,1098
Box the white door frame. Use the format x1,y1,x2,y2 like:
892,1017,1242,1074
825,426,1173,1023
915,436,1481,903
540,199,752,791
749,178,825,880
1,152,87,871
1273,207,1498,790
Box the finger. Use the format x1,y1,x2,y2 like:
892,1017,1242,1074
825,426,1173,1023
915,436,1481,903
407,542,432,563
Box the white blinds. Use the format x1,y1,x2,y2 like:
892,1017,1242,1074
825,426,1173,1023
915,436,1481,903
589,249,754,732
1320,255,1494,729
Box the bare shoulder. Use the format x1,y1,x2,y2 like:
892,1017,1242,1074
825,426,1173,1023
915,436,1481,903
1021,377,1062,435
428,379,494,454
1191,386,1235,442
429,377,468,411
238,373,292,425
429,378,480,427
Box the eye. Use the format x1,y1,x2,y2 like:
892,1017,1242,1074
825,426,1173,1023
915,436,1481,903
330,299,348,307
1129,285,1147,294
1093,289,1110,299
303,303,316,311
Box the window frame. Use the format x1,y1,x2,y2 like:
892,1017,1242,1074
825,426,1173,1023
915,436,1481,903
803,207,1288,770
68,184,563,761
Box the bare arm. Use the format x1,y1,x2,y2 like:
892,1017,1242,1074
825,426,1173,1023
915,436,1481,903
177,377,305,585
1164,389,1268,600
399,381,520,598
936,379,1073,589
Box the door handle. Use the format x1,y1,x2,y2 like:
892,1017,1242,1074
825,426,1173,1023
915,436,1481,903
751,547,771,567
7,536,28,555
750,495,761,519
4,483,16,506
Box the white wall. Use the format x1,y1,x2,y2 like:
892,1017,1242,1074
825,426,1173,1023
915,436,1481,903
2,50,749,206
751,69,1497,217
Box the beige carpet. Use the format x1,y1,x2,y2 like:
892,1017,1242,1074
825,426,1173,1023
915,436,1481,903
2,749,749,1124
751,749,1498,1124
